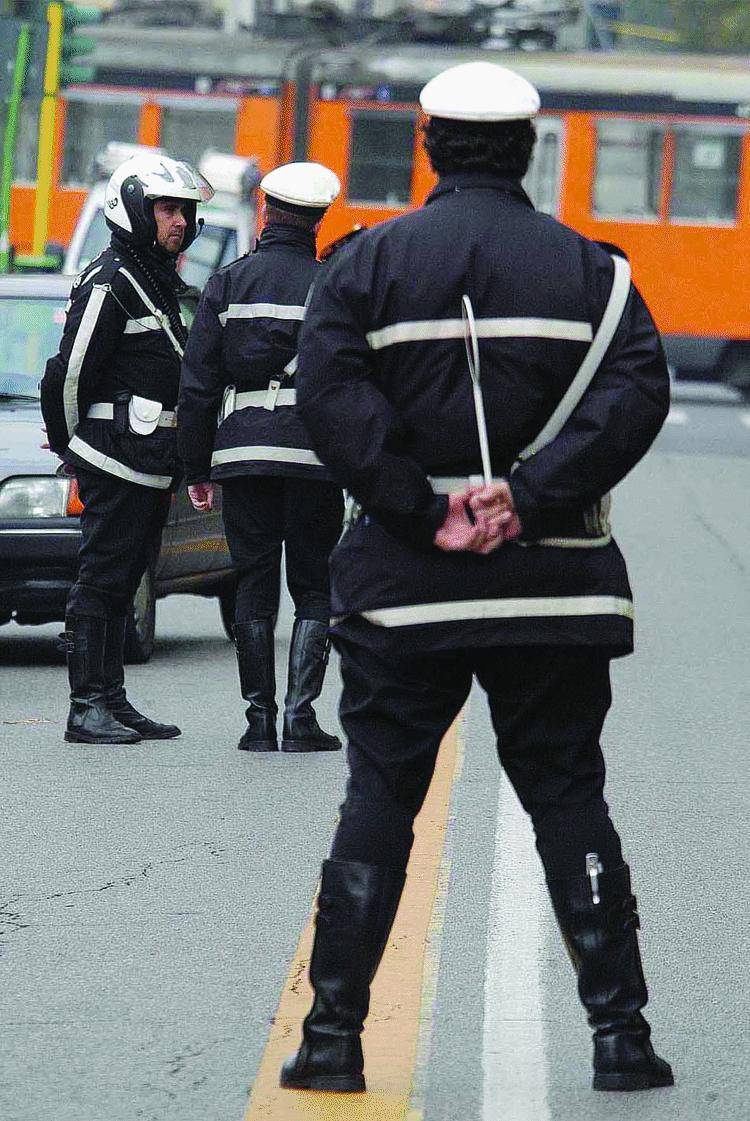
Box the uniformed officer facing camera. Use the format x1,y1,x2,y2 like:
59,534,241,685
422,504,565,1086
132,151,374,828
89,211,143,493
41,152,213,745
280,64,674,1094
178,161,344,754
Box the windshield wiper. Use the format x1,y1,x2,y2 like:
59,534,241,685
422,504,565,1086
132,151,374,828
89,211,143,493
0,390,39,401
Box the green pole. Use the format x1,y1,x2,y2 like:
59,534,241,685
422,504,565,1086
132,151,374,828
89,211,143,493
0,22,31,273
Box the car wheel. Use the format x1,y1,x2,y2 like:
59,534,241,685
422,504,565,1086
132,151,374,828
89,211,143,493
124,567,156,664
219,582,237,641
722,345,750,399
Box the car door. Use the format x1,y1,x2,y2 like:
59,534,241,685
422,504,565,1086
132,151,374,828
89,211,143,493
162,483,230,581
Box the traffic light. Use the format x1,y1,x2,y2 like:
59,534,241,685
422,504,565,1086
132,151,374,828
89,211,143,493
60,1,100,85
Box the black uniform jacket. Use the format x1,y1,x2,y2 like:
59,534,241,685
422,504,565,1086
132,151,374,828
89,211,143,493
296,173,670,654
41,239,187,490
177,223,332,485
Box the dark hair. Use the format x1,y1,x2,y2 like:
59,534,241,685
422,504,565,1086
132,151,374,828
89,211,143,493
423,116,536,179
264,202,321,230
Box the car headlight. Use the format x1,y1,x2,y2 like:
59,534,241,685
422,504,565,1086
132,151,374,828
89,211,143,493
0,476,71,518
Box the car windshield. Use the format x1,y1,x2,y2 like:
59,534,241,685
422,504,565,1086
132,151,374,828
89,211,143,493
77,208,237,285
0,295,67,399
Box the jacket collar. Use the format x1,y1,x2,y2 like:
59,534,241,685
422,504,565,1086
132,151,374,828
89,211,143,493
111,235,186,293
426,173,534,209
255,222,317,255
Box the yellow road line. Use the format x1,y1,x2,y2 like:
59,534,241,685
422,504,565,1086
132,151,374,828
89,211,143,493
243,719,463,1121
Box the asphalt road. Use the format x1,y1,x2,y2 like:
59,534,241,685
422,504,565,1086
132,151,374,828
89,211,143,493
1,391,748,1120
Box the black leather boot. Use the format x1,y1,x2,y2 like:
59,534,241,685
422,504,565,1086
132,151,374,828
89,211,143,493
547,861,674,1092
280,860,406,1092
64,615,142,744
280,619,341,752
102,615,181,739
234,619,278,751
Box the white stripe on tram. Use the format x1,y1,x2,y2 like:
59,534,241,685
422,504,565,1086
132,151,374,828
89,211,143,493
483,772,552,1121
359,595,634,628
366,317,593,351
211,445,323,467
63,284,108,437
665,408,688,425
218,302,306,326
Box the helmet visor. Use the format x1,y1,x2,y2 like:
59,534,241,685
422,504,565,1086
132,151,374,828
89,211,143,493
183,166,215,203
143,160,215,204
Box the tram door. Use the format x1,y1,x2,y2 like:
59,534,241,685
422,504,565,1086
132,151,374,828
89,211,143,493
522,117,563,216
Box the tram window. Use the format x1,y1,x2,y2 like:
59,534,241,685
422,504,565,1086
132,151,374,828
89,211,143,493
62,100,139,185
523,121,562,215
670,129,741,223
160,106,237,168
348,112,415,206
594,120,663,219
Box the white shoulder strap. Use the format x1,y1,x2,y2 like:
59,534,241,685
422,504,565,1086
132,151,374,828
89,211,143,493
516,254,631,463
281,281,315,377
118,267,185,359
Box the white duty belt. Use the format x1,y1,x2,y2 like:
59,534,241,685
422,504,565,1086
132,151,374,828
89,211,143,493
429,474,505,494
220,387,297,423
87,402,177,428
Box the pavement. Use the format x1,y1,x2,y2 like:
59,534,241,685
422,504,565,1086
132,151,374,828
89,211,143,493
1,392,748,1120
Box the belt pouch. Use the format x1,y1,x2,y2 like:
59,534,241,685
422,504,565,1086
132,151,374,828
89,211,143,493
128,395,163,436
112,392,130,436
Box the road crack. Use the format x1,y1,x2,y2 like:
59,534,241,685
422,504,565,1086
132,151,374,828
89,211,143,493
3,839,233,935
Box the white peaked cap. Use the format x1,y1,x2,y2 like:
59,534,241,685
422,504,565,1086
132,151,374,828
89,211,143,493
419,61,540,123
260,162,341,209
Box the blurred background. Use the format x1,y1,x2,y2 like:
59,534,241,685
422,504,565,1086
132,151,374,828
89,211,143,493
2,0,750,390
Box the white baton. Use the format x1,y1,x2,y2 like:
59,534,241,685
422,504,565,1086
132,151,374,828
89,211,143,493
461,293,493,487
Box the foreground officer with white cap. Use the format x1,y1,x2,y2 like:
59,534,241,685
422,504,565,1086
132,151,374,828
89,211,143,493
280,62,674,1094
178,161,344,753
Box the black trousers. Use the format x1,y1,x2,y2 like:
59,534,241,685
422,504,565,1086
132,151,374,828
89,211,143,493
221,475,344,624
330,625,624,881
67,468,171,619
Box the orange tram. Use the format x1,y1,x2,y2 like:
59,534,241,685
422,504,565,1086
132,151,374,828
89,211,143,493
11,32,750,384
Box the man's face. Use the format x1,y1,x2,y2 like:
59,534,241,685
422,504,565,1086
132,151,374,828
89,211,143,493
153,199,189,253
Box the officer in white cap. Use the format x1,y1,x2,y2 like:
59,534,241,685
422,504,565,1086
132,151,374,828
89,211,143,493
178,161,345,754
280,63,674,1095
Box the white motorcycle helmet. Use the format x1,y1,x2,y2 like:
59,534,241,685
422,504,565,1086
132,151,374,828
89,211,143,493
104,153,215,250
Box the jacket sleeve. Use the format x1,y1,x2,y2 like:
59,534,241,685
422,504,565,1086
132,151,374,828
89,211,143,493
177,274,225,486
297,254,448,550
509,267,670,540
40,272,128,456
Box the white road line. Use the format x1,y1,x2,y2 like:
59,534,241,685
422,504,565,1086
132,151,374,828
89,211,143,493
671,380,741,404
665,408,688,425
739,412,750,429
482,773,551,1121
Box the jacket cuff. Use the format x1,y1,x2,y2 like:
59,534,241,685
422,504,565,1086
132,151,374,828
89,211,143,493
184,468,212,487
507,475,544,541
378,493,449,551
